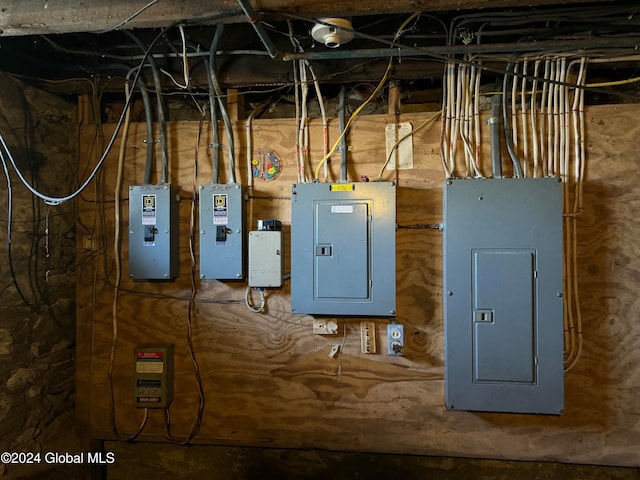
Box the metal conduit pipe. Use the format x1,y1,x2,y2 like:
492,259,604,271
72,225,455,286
236,0,279,59
339,86,348,183
489,90,503,179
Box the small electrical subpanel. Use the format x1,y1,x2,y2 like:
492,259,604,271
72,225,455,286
199,183,245,280
129,184,179,280
134,344,174,408
290,182,396,316
248,219,283,288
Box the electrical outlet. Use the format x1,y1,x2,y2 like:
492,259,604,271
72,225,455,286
387,323,404,355
360,321,376,354
313,318,339,335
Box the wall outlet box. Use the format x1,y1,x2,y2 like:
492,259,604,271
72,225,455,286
134,344,174,408
387,323,404,355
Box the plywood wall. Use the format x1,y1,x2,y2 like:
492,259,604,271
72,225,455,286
76,104,640,467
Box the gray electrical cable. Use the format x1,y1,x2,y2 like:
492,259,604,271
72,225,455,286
209,25,236,184
204,59,221,184
125,31,170,184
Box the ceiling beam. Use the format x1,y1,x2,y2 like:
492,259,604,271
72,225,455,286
0,0,615,37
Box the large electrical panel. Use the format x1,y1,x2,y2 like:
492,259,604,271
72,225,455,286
291,182,396,316
129,184,179,280
199,183,245,280
443,177,564,414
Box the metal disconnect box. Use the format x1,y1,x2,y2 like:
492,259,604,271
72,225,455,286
129,184,179,280
443,177,564,414
199,183,245,280
291,182,396,316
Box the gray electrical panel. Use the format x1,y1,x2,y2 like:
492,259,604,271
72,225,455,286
443,177,564,414
199,183,245,280
129,184,179,280
291,182,396,316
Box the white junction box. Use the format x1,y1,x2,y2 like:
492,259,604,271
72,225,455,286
248,222,283,288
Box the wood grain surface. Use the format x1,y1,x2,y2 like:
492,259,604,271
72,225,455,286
76,105,640,466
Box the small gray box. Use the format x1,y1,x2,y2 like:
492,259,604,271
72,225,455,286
248,230,283,288
129,184,179,280
199,183,245,280
291,182,396,316
443,178,564,414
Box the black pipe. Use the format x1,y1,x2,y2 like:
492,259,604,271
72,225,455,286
236,0,279,59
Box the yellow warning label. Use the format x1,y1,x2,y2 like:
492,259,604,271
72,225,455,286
330,183,354,192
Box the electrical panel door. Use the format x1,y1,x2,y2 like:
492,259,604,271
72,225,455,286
291,182,396,316
314,201,369,300
129,184,179,280
199,183,245,280
443,178,563,414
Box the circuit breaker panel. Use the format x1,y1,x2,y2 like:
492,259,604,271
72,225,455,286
291,182,396,316
199,183,245,280
129,184,179,280
443,178,564,414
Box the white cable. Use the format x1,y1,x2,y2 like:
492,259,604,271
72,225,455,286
0,52,146,205
245,286,266,313
530,59,540,178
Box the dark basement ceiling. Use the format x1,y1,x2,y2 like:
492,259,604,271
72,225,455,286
0,0,639,103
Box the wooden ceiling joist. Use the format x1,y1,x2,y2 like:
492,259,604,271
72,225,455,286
0,0,615,37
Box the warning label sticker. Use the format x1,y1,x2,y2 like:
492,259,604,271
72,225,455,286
213,194,228,225
136,351,164,373
141,195,157,225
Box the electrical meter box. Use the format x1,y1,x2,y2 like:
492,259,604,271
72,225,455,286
199,183,245,280
291,182,396,316
129,184,179,280
443,177,564,414
134,344,174,408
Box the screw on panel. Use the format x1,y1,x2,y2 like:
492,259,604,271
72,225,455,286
236,273,242,278
390,310,396,315
448,291,453,296
557,292,563,297
200,274,205,279
201,230,206,235
446,180,453,185
164,273,169,278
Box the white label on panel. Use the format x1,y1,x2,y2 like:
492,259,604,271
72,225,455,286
331,205,354,214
